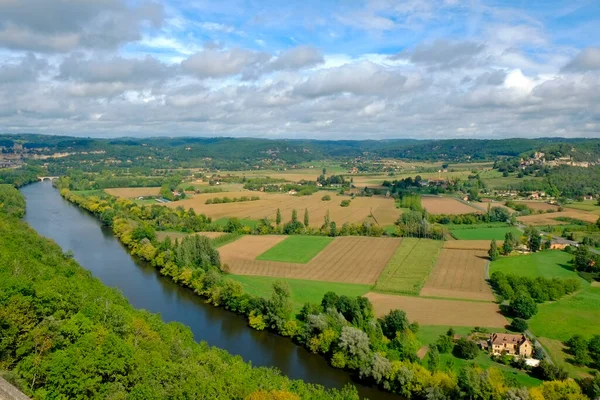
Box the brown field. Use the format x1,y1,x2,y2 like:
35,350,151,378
517,210,599,225
220,236,401,284
365,292,507,327
443,240,503,250
155,231,226,241
105,187,160,197
514,201,560,211
420,249,495,301
160,191,399,227
421,197,481,215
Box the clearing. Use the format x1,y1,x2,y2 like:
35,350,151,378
365,292,507,327
374,238,443,295
517,210,599,225
256,236,334,263
450,226,522,240
489,250,577,280
421,249,495,301
227,275,371,313
220,236,401,285
421,197,482,215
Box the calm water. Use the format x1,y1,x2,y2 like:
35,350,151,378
21,181,399,400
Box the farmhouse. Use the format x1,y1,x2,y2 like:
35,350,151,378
550,237,577,250
488,333,533,357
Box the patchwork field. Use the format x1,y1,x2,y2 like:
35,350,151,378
443,240,500,250
160,191,398,228
450,226,521,241
365,292,507,327
564,200,600,214
256,236,334,263
514,201,560,212
220,236,401,284
105,187,160,197
421,197,481,215
517,210,599,225
421,249,494,301
374,238,443,295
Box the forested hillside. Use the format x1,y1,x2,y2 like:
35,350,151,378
0,185,356,399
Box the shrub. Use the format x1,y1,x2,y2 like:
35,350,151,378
321,195,331,201
453,338,479,360
340,199,351,207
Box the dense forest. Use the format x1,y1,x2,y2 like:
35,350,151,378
0,184,358,399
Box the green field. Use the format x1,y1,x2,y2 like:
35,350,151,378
529,287,600,341
450,226,521,240
214,217,260,229
564,200,600,214
374,238,443,295
489,250,577,280
416,326,541,387
227,275,371,313
256,236,334,263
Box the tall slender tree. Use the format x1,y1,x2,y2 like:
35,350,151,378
304,208,309,227
276,208,282,226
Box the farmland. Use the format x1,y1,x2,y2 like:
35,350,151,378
155,231,226,241
450,226,521,240
220,236,401,284
421,249,494,301
443,240,500,250
421,197,481,215
564,200,600,214
256,236,333,263
517,210,599,225
374,238,443,295
365,292,507,327
227,275,371,313
489,250,577,279
105,187,160,197
514,201,560,212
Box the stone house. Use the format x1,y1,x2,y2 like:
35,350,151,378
489,333,533,357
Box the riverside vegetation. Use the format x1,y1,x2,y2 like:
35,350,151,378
57,185,593,399
0,184,358,399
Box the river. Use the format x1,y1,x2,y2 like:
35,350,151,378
21,181,399,400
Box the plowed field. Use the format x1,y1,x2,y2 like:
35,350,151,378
420,249,495,301
365,292,507,327
421,197,481,215
220,236,401,284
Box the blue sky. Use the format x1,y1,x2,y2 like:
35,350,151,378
0,0,598,138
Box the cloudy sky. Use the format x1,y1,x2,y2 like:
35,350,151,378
0,0,599,139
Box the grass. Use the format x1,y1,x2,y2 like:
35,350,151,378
537,337,594,379
214,217,260,229
256,236,334,263
528,287,600,341
564,200,600,214
374,238,443,295
227,275,371,313
450,226,521,240
489,250,578,280
416,325,541,388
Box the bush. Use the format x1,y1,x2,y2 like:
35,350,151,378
453,338,479,360
321,195,331,201
511,318,529,332
340,199,351,207
511,293,538,320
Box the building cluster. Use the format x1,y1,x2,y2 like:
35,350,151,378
520,152,596,169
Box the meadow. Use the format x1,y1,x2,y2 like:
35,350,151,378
227,275,371,313
256,236,334,263
489,251,576,279
450,226,522,240
564,200,600,214
374,238,443,295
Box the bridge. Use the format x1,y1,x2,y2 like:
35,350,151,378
38,176,59,182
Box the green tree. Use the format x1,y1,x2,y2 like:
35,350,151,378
276,208,282,226
379,309,410,340
525,227,542,252
322,167,326,175
502,231,516,255
427,345,440,371
329,221,337,237
291,209,298,223
511,318,529,332
488,239,499,261
511,293,538,319
453,338,479,360
304,208,309,227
